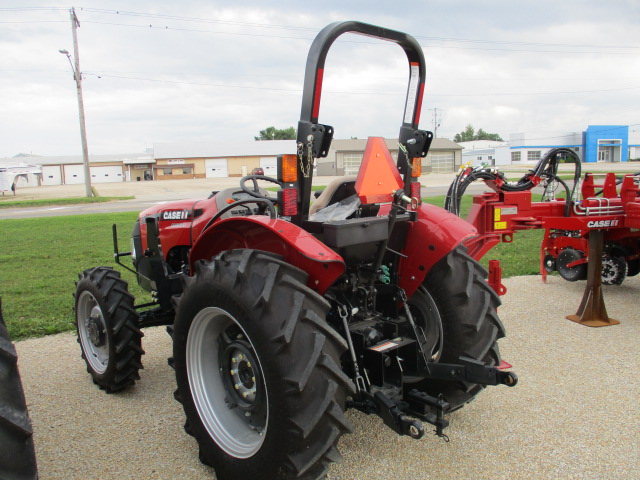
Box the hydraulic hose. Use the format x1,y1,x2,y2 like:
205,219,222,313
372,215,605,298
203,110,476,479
445,148,582,217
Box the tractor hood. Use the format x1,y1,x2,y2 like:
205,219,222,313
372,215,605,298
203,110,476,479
138,199,203,221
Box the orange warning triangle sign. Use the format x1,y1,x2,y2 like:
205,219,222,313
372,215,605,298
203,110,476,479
355,137,404,204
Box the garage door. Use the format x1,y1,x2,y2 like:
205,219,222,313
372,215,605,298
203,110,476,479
260,157,277,176
205,159,228,178
343,153,363,176
91,166,123,183
42,165,62,185
431,152,454,173
64,164,85,184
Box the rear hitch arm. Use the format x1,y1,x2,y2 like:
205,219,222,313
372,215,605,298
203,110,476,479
425,356,518,387
406,390,450,441
348,391,425,440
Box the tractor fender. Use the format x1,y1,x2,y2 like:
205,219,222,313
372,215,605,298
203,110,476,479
189,216,345,294
398,203,478,297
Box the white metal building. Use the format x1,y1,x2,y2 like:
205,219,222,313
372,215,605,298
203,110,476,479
0,153,153,186
459,126,640,168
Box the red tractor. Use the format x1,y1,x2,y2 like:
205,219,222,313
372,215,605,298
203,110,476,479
74,21,516,480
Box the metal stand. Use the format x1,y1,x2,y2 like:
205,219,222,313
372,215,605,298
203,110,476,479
566,230,620,327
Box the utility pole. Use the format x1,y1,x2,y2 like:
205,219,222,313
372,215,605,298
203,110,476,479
430,107,442,138
61,7,92,197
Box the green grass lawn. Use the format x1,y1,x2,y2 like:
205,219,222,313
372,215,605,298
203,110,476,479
0,212,152,340
1,201,543,340
423,195,543,278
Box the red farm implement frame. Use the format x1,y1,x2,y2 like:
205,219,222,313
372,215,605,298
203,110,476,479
446,148,640,327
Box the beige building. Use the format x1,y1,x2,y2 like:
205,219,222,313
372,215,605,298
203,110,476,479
153,140,296,180
316,138,463,176
0,137,463,186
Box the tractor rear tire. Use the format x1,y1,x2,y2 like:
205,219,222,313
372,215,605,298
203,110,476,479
0,298,38,480
74,267,144,393
417,245,506,411
173,249,354,480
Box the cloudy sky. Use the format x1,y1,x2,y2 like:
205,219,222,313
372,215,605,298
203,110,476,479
2,1,640,157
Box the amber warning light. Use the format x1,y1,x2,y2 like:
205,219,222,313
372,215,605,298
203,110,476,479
280,154,298,183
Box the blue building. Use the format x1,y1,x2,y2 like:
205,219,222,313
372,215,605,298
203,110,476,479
583,125,628,163
476,125,636,166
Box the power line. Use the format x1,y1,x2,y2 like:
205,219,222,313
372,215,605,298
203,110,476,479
83,73,402,96
0,20,67,24
83,21,313,41
82,72,640,98
3,7,639,55
83,20,640,55
428,85,640,97
80,8,316,32
75,20,640,55
79,8,640,51
414,34,640,51
0,7,65,12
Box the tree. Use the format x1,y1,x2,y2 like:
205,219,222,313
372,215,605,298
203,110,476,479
254,126,296,140
453,124,476,142
475,128,503,141
453,124,503,143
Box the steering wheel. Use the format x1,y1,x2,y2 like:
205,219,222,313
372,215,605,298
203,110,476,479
239,174,282,205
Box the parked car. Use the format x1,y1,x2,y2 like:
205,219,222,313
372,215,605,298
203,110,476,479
251,167,264,175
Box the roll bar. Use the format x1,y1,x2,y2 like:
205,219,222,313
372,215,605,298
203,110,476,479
291,21,431,224
299,21,427,128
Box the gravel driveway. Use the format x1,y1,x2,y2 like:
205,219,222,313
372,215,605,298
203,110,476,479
15,274,640,480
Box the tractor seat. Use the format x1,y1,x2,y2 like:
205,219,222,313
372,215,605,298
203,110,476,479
309,176,357,215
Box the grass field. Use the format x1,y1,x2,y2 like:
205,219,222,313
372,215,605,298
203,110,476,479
0,198,543,340
0,212,153,339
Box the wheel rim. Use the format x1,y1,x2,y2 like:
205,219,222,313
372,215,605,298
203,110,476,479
76,290,110,374
602,256,625,284
410,287,443,362
186,307,268,458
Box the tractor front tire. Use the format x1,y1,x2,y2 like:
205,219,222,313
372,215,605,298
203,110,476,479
74,267,144,393
0,298,38,480
416,245,506,410
173,249,354,480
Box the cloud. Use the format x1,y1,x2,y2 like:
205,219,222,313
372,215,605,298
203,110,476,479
1,1,639,156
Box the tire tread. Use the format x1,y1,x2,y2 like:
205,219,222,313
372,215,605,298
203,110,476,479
174,249,353,480
74,266,144,393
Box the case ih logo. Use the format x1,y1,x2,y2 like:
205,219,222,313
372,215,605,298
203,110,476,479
161,210,191,221
587,219,619,228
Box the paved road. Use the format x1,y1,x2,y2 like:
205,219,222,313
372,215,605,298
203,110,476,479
2,160,634,220
0,175,477,220
0,197,176,219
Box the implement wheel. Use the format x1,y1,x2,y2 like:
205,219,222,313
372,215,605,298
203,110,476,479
601,255,626,285
627,258,640,277
173,249,354,480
